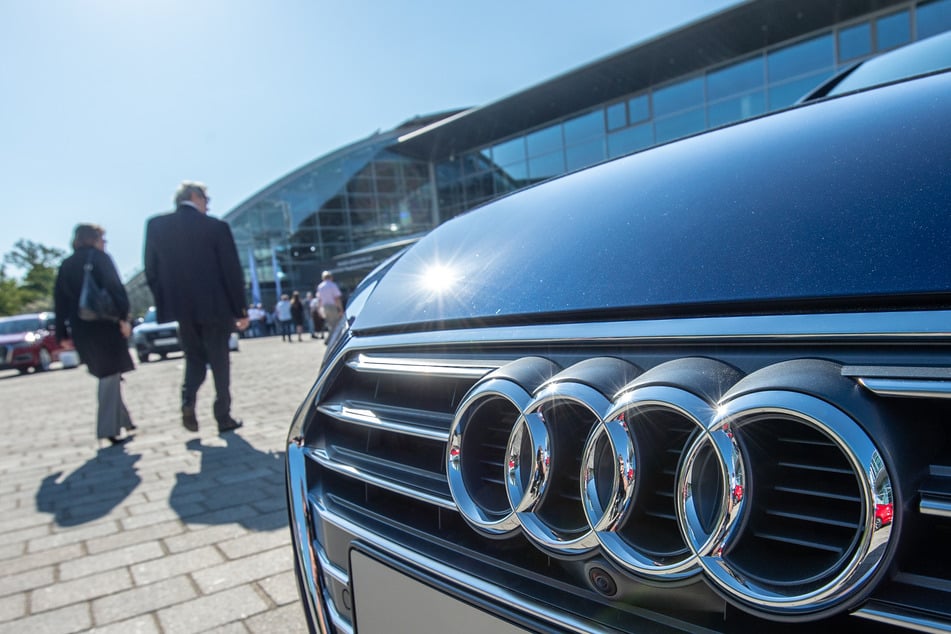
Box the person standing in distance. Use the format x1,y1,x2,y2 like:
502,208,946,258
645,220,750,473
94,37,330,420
316,270,343,338
144,181,250,433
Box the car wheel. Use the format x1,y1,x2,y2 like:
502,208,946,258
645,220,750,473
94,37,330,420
875,517,883,530
36,348,52,372
138,352,149,363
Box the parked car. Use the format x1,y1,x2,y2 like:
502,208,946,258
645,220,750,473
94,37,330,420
875,503,895,531
132,306,239,363
286,53,951,634
0,312,63,374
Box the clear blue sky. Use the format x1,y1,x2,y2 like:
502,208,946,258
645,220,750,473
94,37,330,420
1,0,736,281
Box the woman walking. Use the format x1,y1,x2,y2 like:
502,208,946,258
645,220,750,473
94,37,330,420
54,223,136,446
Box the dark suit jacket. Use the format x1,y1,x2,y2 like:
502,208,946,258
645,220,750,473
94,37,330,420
144,205,247,325
54,246,135,378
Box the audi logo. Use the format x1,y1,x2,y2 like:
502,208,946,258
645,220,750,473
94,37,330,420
446,357,895,618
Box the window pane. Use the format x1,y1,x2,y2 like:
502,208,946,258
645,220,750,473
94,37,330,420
707,56,764,101
526,124,563,157
565,137,606,171
528,151,566,180
606,102,626,130
607,123,653,158
498,161,528,184
918,0,951,39
768,34,834,82
768,69,835,110
564,110,604,145
492,137,526,166
707,91,766,127
877,11,911,50
628,94,650,123
653,77,704,116
655,108,706,143
839,22,872,61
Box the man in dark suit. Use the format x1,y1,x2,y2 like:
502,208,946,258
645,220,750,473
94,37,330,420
145,181,250,433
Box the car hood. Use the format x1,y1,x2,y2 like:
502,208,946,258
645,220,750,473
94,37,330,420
0,333,30,345
133,321,179,335
350,72,951,333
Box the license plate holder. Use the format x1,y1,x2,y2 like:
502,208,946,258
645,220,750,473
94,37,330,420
349,549,529,634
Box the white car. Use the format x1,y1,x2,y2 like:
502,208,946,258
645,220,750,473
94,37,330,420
132,307,239,363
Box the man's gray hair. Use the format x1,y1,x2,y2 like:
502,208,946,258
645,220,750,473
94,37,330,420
174,181,208,205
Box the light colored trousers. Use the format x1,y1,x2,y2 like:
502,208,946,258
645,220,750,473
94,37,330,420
97,373,133,439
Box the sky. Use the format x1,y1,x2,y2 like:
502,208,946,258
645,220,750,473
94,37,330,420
1,0,737,281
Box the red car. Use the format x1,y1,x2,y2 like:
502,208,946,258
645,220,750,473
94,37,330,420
0,312,64,374
875,503,894,530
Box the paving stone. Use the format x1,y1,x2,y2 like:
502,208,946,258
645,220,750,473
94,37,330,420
0,567,55,598
89,615,160,634
130,545,224,586
218,529,290,560
92,576,197,625
58,541,164,581
245,602,310,633
164,524,249,554
0,593,26,623
192,547,294,594
156,585,268,634
257,570,301,606
0,338,319,632
2,543,83,576
0,603,90,634
31,568,132,612
85,519,184,555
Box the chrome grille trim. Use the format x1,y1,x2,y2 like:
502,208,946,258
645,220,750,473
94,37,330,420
919,497,951,518
309,495,702,634
349,310,951,350
855,604,951,633
346,353,501,378
317,548,349,586
857,378,951,400
317,402,451,442
305,447,457,510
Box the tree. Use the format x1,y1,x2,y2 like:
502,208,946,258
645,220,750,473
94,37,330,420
1,240,66,315
0,269,23,316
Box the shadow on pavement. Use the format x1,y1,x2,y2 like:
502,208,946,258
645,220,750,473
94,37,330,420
170,433,288,531
36,443,142,526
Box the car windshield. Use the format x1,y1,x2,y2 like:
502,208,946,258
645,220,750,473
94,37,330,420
0,318,41,335
802,30,951,101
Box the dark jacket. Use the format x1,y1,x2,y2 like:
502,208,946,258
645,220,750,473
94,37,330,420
144,205,248,325
54,246,135,379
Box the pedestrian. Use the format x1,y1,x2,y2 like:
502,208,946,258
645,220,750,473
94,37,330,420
275,293,293,341
290,290,305,342
303,291,316,338
144,181,249,433
247,303,264,338
316,270,343,337
309,291,324,339
54,223,136,446
265,303,276,336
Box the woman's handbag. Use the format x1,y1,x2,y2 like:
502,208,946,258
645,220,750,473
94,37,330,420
78,251,120,322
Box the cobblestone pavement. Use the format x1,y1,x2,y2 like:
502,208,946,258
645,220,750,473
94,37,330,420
0,334,329,633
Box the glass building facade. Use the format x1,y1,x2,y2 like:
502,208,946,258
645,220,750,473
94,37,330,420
206,0,951,307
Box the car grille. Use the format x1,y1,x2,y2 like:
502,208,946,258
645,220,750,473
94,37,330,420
287,310,951,633
146,327,178,341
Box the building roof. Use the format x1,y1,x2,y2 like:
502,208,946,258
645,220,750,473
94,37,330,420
393,0,907,160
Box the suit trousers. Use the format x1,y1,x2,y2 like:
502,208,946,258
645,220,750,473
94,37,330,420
97,373,133,439
177,320,232,424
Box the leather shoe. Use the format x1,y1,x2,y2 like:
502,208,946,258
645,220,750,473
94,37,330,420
182,405,199,432
217,417,243,433
107,436,131,446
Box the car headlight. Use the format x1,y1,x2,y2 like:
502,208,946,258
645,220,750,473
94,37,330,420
24,332,37,343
